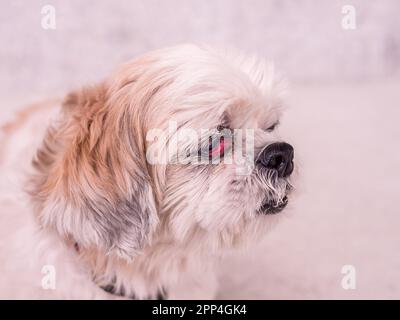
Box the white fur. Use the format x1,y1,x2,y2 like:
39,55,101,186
0,45,293,299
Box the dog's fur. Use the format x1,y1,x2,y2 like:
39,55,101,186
0,44,293,299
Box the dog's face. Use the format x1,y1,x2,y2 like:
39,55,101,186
142,46,295,248
31,45,295,259
161,116,294,247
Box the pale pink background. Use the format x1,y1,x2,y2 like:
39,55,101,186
1,0,399,299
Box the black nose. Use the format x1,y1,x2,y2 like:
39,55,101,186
257,142,294,177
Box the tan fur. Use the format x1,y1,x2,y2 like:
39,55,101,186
23,44,293,299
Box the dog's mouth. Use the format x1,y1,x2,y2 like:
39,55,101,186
259,196,288,214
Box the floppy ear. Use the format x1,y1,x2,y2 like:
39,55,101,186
30,83,159,260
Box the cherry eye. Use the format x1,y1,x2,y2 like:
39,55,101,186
209,137,225,158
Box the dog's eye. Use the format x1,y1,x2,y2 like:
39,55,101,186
209,136,226,158
209,125,233,159
197,126,232,162
266,121,279,132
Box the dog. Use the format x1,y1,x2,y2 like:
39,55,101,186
0,44,294,299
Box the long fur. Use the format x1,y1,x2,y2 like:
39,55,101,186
0,44,293,299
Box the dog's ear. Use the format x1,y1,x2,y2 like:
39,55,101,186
30,83,159,260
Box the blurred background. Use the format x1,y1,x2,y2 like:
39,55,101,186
1,0,399,299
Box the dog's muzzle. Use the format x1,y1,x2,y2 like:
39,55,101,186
257,142,294,214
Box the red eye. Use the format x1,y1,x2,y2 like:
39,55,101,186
209,137,225,158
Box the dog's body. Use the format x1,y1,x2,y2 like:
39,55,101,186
0,100,217,299
0,45,294,299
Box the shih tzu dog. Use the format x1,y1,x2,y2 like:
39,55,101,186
0,44,294,299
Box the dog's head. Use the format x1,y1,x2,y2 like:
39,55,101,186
31,45,295,260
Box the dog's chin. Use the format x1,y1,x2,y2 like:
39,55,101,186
259,195,289,215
